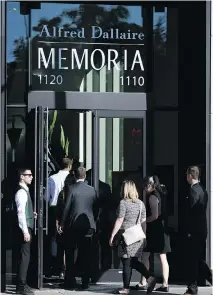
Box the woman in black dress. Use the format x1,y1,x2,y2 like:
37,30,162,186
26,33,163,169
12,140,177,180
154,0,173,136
136,175,171,292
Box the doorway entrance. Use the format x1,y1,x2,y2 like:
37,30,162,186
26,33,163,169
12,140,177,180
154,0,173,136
27,92,147,289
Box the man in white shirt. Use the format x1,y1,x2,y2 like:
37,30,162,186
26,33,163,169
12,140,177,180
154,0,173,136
15,168,36,295
44,158,73,277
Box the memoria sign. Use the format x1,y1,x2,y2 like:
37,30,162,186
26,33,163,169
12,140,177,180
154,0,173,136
31,25,146,91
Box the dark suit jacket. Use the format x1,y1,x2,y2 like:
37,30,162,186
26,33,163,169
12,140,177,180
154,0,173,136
60,181,98,234
187,182,208,237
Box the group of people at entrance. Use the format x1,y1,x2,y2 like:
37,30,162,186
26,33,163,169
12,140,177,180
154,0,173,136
14,160,212,295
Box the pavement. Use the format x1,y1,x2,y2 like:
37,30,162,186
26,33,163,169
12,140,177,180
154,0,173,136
2,284,212,295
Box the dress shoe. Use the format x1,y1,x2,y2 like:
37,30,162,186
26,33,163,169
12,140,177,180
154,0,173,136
155,286,169,292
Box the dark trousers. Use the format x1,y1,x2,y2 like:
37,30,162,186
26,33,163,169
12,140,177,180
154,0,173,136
47,207,57,271
16,228,32,288
64,229,94,286
56,233,66,272
99,229,112,270
186,234,210,294
121,257,153,289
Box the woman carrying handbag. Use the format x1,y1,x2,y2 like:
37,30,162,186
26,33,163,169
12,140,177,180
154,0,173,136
109,180,157,294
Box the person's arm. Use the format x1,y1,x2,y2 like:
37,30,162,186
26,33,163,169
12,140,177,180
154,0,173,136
146,195,159,223
109,200,125,245
140,201,147,234
189,187,199,208
15,189,29,235
44,177,53,203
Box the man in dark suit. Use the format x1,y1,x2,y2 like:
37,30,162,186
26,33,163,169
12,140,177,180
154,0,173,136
86,169,113,270
59,167,98,290
184,166,212,295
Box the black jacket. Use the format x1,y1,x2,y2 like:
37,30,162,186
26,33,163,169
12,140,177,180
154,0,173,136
186,182,208,237
60,181,98,234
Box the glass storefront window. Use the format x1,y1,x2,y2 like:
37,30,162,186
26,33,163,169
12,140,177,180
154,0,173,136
30,3,146,92
6,2,29,104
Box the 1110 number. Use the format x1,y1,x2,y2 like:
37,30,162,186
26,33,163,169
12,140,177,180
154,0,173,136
120,76,144,87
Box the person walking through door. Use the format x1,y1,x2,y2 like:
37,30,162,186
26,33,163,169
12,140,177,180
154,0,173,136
15,168,37,295
136,175,171,292
109,180,157,294
59,166,98,290
44,157,73,277
183,166,212,295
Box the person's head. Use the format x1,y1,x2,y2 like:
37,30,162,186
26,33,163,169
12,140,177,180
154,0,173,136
120,180,139,202
18,168,33,185
143,175,166,195
59,158,73,171
143,176,155,193
72,158,81,172
75,166,86,180
186,165,200,184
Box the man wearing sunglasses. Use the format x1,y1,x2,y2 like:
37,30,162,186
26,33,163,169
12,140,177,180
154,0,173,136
15,168,37,295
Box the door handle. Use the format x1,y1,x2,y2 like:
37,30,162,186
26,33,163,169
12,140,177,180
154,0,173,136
45,108,49,235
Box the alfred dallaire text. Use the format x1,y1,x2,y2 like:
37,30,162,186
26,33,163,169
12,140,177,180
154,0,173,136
37,25,145,71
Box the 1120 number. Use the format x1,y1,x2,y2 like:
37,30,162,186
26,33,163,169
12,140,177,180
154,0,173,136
38,75,63,85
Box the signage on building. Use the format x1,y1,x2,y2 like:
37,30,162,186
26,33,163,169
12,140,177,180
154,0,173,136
31,24,146,91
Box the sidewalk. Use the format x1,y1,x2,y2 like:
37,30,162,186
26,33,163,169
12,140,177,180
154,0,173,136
2,284,212,295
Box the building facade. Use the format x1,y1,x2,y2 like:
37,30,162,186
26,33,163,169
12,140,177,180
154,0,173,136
0,0,212,291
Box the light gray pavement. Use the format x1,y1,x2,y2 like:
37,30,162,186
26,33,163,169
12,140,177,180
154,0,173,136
2,284,212,295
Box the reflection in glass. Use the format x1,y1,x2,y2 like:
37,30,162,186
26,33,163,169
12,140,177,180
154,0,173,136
4,107,26,284
30,3,146,92
6,2,29,103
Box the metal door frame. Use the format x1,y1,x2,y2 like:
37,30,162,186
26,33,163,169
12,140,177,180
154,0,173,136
33,106,49,289
28,91,147,112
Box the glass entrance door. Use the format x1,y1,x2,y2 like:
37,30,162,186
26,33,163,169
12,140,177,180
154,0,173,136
26,107,93,289
26,107,146,287
92,110,146,281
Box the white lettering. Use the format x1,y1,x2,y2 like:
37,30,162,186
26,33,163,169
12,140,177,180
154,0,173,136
91,26,102,38
59,48,68,69
108,49,120,70
131,50,144,71
138,32,145,40
71,49,88,69
78,28,85,38
91,49,105,70
38,48,55,69
39,25,51,37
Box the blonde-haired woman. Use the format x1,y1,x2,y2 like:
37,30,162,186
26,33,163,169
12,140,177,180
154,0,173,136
109,180,157,294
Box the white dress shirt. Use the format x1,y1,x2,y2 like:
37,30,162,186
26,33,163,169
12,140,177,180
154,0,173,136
15,182,30,235
45,170,69,206
76,179,85,183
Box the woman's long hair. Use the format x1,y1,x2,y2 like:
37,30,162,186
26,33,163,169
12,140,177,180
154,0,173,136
143,175,167,196
120,180,139,202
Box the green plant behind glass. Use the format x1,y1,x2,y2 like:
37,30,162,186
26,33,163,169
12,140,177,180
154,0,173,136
60,125,70,157
46,110,70,157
